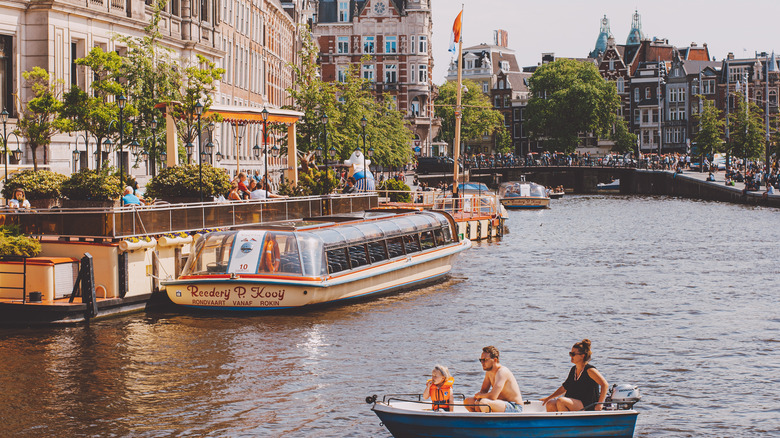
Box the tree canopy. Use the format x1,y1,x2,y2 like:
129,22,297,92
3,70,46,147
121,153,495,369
693,97,724,159
287,27,412,169
15,67,68,170
434,79,505,154
526,59,621,153
730,92,765,161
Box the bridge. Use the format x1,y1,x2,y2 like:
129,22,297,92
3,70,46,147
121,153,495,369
418,166,780,208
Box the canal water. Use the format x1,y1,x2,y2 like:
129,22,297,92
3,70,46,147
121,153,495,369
1,195,778,437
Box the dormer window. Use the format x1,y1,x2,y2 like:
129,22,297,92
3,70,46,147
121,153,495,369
500,61,510,71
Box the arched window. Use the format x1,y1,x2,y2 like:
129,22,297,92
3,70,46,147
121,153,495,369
770,90,777,105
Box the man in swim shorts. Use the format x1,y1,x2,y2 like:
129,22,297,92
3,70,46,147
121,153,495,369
464,346,524,413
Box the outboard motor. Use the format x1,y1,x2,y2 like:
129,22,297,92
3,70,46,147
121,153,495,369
607,384,641,410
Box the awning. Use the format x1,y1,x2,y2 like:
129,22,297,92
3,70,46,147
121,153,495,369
205,105,304,124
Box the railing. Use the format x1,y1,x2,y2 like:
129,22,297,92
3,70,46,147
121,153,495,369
2,193,378,239
0,256,27,302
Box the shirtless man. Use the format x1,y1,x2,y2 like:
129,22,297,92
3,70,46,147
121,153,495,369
464,346,524,413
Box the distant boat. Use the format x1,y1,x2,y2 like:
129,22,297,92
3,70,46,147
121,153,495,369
498,181,550,209
597,179,620,191
549,188,565,199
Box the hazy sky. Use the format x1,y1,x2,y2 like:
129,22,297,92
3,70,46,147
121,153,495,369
431,0,780,83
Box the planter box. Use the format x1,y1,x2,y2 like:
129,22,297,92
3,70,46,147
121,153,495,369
62,199,120,209
28,198,61,209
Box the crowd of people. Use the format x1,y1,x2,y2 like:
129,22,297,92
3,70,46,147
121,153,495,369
423,340,609,413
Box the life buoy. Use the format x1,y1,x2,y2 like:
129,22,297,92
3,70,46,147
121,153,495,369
262,238,281,272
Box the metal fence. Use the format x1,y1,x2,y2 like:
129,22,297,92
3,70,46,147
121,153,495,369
1,193,378,239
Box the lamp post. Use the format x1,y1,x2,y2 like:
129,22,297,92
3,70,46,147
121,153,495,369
360,116,368,191
207,121,215,165
321,113,329,174
1,108,8,183
262,107,270,193
117,94,126,187
150,117,158,176
195,101,204,203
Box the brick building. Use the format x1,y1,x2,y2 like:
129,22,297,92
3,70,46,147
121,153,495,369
312,0,438,156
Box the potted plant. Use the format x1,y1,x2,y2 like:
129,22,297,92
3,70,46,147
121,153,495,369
144,164,231,203
60,168,122,208
0,225,42,257
1,169,67,209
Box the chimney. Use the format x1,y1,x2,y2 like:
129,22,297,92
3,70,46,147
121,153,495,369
727,52,734,60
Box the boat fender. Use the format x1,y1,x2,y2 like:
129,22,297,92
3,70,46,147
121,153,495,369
487,221,493,239
466,223,471,239
262,238,281,272
476,222,482,239
365,394,378,404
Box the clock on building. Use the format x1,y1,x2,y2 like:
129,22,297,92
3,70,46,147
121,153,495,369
373,1,386,15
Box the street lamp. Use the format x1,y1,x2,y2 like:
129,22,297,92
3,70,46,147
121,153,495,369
1,108,8,183
195,101,204,203
117,94,126,187
262,106,270,193
321,113,329,173
72,148,81,173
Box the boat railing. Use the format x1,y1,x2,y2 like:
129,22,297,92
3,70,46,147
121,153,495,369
367,393,492,411
2,193,378,239
0,256,28,303
432,195,500,219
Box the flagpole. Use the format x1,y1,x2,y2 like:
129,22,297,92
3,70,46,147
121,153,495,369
452,6,463,197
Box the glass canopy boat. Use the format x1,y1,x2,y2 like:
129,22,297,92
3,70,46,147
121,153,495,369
498,181,551,209
161,210,471,311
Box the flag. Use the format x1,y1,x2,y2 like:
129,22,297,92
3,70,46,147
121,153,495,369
448,11,463,54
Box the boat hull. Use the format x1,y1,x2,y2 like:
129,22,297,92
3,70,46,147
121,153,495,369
162,240,471,311
500,197,550,209
372,403,638,438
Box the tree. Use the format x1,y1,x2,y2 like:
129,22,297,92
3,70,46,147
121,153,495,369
61,47,133,170
730,92,766,163
611,117,638,155
693,97,724,162
15,67,67,170
116,0,181,172
526,59,621,153
434,79,504,155
287,27,412,169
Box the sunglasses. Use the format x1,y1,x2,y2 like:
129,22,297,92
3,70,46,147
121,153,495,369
478,358,492,363
569,351,581,357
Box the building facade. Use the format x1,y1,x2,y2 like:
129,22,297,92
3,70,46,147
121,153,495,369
312,0,437,156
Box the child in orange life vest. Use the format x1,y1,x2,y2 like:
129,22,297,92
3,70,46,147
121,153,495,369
423,364,454,411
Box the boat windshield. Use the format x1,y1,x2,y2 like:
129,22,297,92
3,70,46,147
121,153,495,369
499,182,547,198
182,230,327,278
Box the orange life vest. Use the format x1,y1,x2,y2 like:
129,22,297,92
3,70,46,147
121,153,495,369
428,377,454,411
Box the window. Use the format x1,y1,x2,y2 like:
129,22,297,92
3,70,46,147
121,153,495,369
642,110,649,124
403,234,421,253
384,64,397,83
645,88,651,99
634,109,640,124
387,237,405,258
385,36,397,54
494,95,501,107
482,82,489,93
338,1,349,22
770,90,777,105
418,35,428,54
363,36,375,54
433,228,451,246
500,60,510,71
703,79,714,94
634,88,639,102
503,95,510,107
418,64,428,83
513,108,520,121
652,109,658,123
609,59,614,71
326,248,348,274
617,77,624,93
410,35,417,54
348,244,369,268
362,64,374,81
420,231,436,250
678,108,685,121
337,36,349,54
337,66,347,83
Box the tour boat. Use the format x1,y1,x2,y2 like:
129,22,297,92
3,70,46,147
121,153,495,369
367,384,641,438
596,179,621,192
161,210,471,311
498,181,551,209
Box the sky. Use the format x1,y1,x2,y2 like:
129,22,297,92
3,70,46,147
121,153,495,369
431,0,780,83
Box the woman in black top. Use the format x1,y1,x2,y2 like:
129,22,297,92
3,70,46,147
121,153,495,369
541,339,609,411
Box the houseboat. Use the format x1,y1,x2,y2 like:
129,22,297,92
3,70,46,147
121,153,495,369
498,181,551,209
367,384,641,438
160,210,471,311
